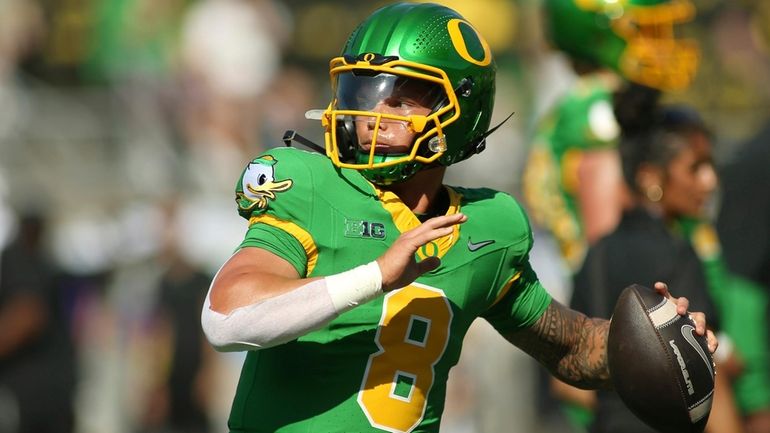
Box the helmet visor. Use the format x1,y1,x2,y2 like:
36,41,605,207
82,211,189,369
336,71,447,113
332,71,447,161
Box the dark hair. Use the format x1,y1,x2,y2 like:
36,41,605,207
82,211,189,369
613,82,662,136
659,105,711,138
618,103,710,193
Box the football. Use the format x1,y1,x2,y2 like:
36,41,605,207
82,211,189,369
608,284,715,433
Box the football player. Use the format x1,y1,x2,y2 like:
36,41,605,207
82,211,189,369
523,0,699,272
200,3,715,432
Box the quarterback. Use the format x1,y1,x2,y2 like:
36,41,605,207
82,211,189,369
201,3,715,432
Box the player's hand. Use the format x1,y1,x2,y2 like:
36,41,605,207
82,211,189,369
377,213,467,291
653,281,718,354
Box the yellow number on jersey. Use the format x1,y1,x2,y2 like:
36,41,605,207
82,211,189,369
358,283,453,433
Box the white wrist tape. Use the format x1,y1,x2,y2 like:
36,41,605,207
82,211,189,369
325,261,383,313
201,261,383,352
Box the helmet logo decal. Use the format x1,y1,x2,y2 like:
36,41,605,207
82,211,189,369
447,19,491,67
236,155,293,214
343,53,400,66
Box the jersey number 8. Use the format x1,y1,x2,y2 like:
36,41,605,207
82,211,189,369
358,284,453,433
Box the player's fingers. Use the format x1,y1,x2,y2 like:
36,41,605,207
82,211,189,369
674,297,689,316
402,225,454,250
653,281,674,302
405,214,466,246
706,330,718,354
689,311,707,335
653,282,689,314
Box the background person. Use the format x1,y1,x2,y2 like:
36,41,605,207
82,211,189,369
570,104,743,433
139,205,217,433
0,212,77,433
716,120,770,433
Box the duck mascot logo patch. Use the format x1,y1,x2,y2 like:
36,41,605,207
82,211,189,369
236,155,293,215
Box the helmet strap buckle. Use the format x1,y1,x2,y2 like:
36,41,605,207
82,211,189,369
455,77,474,97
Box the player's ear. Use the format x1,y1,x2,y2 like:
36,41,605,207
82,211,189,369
636,164,664,195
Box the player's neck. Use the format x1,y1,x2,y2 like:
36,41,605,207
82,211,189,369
384,166,446,215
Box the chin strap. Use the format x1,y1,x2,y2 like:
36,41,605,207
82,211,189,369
283,109,515,160
282,130,326,154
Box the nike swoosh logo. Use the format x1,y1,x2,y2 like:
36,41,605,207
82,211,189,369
467,238,495,252
681,324,715,379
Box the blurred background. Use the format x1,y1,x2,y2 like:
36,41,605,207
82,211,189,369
0,0,768,432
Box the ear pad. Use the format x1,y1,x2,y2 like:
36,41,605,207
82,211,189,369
336,116,358,161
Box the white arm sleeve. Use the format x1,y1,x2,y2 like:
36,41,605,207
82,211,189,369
201,261,383,352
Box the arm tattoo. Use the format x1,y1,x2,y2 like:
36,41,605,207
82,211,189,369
505,299,612,390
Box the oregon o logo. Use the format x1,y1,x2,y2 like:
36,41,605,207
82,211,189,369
447,19,492,66
420,241,439,258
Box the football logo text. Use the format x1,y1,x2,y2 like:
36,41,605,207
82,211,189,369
345,219,386,239
669,340,695,395
681,324,715,379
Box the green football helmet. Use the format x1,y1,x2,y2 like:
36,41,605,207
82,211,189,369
320,2,497,185
543,0,699,91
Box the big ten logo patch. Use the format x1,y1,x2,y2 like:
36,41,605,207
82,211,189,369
345,219,386,239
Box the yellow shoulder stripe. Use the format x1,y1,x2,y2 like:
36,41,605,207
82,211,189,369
490,270,523,308
248,214,318,276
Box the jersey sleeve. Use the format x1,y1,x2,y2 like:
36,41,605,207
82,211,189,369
482,261,552,333
235,148,313,221
239,223,308,277
477,192,552,332
233,148,320,276
550,79,620,153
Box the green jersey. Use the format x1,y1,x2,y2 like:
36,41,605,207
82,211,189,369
523,73,620,270
229,147,552,433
